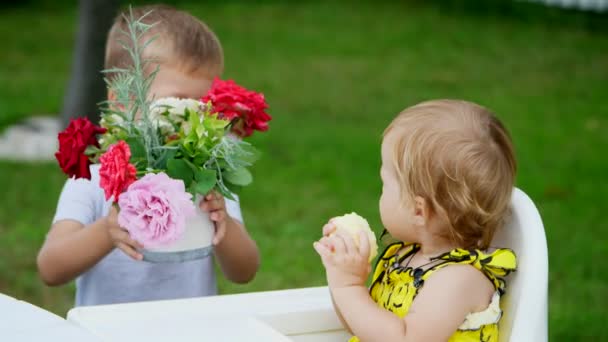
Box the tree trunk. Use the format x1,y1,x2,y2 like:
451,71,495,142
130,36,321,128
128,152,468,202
61,0,120,127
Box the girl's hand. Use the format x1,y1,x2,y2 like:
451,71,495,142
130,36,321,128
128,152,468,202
106,206,144,260
322,219,337,236
199,191,232,245
314,229,371,289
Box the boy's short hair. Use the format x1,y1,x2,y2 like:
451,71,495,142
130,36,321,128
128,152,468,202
385,99,517,250
105,4,223,78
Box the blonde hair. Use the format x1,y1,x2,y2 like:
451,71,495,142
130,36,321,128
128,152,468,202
385,99,517,250
105,5,224,79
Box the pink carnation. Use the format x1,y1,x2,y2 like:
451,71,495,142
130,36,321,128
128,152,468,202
99,141,136,201
117,172,196,248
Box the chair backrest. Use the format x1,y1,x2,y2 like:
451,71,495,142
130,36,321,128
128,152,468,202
492,188,548,342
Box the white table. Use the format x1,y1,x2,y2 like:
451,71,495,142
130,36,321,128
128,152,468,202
68,286,350,341
0,292,101,342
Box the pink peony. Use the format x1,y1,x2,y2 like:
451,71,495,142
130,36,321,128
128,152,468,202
99,141,137,201
117,172,196,248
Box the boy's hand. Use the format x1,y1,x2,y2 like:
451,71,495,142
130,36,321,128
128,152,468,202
199,192,231,245
314,226,371,289
106,206,143,260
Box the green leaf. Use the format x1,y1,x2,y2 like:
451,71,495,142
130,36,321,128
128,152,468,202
195,181,215,196
187,107,201,133
167,158,193,184
153,148,177,170
84,145,101,156
193,168,217,195
194,168,216,182
125,136,146,160
187,181,198,200
215,183,235,201
238,142,260,164
204,114,230,132
183,158,201,174
223,167,252,186
223,181,242,196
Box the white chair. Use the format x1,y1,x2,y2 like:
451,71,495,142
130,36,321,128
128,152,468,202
67,188,548,342
493,188,549,342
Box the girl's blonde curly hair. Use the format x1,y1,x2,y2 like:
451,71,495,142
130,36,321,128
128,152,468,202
385,99,517,250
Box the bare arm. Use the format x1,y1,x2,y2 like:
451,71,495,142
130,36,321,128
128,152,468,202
331,288,353,334
322,219,353,333
333,265,494,341
213,216,260,283
37,218,113,286
315,231,494,341
332,285,408,341
200,193,260,284
37,206,143,286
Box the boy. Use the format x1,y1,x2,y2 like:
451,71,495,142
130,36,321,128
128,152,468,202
37,5,260,306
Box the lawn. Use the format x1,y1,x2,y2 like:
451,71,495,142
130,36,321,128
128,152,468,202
1,1,606,340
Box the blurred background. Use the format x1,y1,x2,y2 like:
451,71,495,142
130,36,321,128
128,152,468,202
0,0,606,340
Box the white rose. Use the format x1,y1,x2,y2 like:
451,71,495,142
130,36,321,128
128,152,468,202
151,97,202,120
100,113,124,126
99,113,126,139
149,98,204,134
331,212,378,262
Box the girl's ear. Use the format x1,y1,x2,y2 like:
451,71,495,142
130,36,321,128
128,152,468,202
413,196,429,227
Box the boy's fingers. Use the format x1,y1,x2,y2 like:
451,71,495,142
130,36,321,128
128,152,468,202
111,227,143,249
106,207,119,225
213,225,226,245
117,242,142,260
210,210,226,222
206,191,221,201
120,230,142,249
108,205,119,217
199,200,211,212
115,229,143,249
200,197,225,212
127,236,144,250
207,199,225,211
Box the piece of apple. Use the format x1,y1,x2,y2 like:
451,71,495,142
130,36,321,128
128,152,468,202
331,212,378,262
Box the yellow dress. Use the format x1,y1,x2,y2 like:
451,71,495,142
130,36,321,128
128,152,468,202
349,242,517,342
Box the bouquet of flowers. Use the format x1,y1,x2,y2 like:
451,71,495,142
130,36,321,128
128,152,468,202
54,11,271,252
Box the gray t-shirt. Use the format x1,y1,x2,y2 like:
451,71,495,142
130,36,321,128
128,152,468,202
52,165,243,307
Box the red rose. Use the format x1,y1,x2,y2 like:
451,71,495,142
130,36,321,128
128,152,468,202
201,78,272,137
99,141,137,201
55,118,106,179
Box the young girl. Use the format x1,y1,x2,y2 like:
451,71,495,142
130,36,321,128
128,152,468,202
314,99,517,341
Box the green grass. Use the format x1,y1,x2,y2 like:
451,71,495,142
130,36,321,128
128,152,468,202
1,1,607,340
